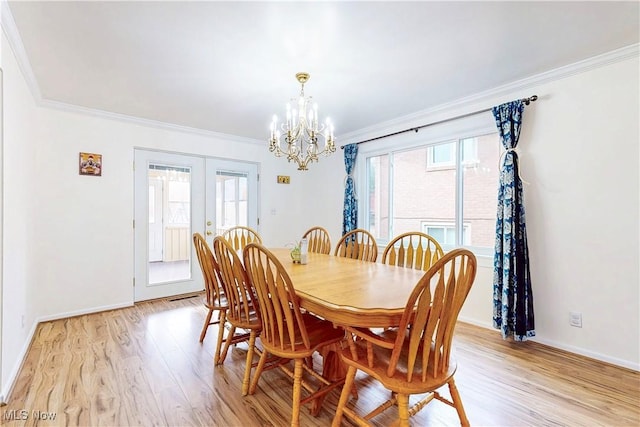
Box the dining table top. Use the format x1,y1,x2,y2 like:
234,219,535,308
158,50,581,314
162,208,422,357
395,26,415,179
267,248,426,328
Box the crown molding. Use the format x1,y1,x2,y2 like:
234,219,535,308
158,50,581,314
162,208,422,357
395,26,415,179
41,99,265,146
1,0,42,101
339,43,640,144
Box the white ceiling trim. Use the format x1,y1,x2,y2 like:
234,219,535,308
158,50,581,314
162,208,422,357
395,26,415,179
339,43,640,145
40,98,266,146
1,0,42,101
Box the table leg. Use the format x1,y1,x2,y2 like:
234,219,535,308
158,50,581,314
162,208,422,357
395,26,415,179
309,341,349,416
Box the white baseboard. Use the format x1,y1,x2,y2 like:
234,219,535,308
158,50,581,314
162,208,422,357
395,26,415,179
0,319,38,405
530,336,640,372
458,316,493,330
457,316,640,372
36,301,132,323
0,301,133,404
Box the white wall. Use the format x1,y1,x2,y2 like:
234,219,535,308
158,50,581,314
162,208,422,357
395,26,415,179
31,108,327,318
0,4,4,402
1,29,40,400
341,53,640,369
520,57,639,367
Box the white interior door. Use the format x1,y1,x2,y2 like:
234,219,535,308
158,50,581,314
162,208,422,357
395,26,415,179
134,150,205,302
205,158,259,243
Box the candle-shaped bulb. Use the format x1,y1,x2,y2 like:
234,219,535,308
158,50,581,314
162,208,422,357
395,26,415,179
313,103,318,129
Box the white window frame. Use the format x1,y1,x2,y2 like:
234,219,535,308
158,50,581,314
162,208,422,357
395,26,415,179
426,142,456,168
421,222,471,246
426,138,479,170
355,111,497,257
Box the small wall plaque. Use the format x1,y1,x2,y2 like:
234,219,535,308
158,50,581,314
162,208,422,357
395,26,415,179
79,152,102,176
277,175,290,184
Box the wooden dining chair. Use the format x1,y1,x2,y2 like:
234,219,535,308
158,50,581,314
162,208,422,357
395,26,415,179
212,236,263,395
192,233,229,364
382,231,444,271
221,226,262,251
243,242,346,427
332,249,477,427
302,226,332,255
334,228,378,262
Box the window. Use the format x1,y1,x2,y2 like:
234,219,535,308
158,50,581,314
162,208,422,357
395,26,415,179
421,223,471,245
364,132,500,254
427,138,478,169
216,170,249,232
427,142,455,167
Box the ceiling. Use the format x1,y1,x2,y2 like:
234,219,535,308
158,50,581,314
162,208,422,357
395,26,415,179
6,1,639,142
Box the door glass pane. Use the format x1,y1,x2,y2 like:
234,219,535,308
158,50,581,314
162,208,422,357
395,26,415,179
148,164,191,284
462,133,500,248
393,145,456,245
216,171,249,235
367,155,389,241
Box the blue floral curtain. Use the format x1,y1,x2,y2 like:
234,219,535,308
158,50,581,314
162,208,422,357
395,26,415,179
342,144,358,235
492,100,535,341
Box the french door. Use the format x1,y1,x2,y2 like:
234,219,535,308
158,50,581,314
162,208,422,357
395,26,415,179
134,150,258,302
204,158,259,243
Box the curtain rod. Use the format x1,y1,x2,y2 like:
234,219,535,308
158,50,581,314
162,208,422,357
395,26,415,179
340,95,538,149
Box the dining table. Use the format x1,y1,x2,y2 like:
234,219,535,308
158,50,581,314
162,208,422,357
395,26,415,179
266,248,427,414
269,248,426,328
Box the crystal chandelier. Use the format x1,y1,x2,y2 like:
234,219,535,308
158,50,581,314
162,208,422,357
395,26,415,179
269,72,335,171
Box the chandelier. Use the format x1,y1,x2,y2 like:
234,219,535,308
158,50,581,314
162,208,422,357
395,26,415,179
269,72,335,171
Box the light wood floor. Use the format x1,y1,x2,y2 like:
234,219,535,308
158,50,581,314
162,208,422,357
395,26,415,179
2,294,639,426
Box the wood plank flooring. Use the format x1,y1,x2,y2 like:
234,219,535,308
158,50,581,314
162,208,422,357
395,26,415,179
2,294,639,426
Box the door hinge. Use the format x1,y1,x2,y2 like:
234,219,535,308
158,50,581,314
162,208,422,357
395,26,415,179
257,173,260,181
257,217,260,226
133,219,135,229
133,161,135,171
133,278,135,287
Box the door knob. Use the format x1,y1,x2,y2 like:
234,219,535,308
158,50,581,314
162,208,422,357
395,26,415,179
206,230,213,236
207,221,212,226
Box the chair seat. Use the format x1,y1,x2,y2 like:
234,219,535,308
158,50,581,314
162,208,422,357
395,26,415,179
340,336,457,394
229,307,261,331
262,313,345,358
204,293,229,311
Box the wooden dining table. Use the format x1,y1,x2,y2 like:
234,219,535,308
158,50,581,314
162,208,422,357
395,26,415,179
266,248,427,414
268,248,426,328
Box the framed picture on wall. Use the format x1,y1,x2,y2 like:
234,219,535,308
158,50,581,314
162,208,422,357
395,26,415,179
79,152,102,176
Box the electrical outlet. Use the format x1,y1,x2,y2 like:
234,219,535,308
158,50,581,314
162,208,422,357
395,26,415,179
277,175,290,184
569,311,582,328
